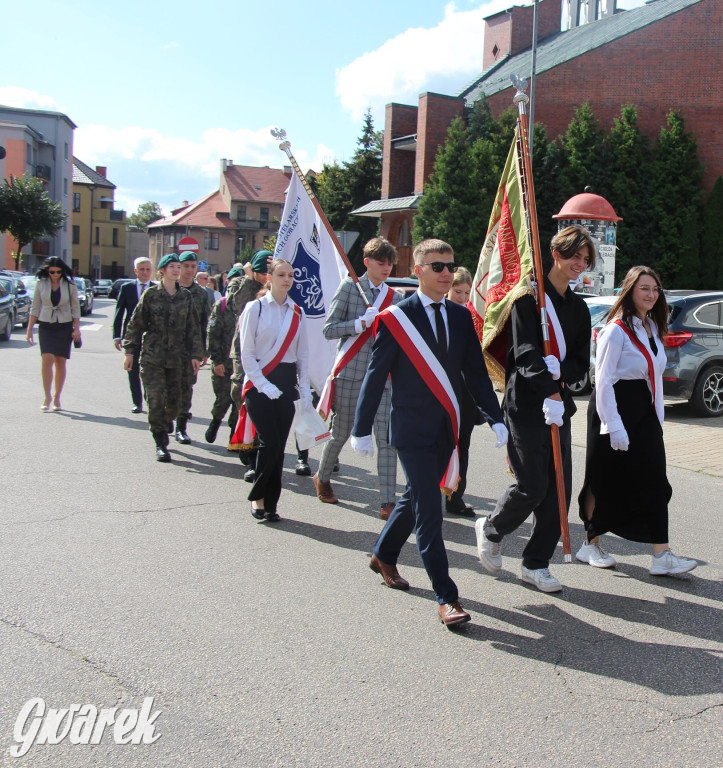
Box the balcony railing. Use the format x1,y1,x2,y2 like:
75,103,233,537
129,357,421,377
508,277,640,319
236,219,270,230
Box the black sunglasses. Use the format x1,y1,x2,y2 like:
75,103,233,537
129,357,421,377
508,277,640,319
423,261,458,273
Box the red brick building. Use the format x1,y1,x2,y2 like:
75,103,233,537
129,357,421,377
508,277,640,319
355,0,721,277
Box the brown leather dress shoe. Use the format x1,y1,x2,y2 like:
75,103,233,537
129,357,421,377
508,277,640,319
313,473,338,504
380,503,395,520
438,601,471,627
369,553,409,590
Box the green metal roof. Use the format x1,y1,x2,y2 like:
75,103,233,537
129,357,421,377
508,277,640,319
459,0,706,104
351,195,422,218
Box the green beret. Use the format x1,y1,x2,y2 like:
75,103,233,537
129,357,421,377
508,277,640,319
158,253,180,269
250,249,273,273
178,251,198,262
227,266,243,280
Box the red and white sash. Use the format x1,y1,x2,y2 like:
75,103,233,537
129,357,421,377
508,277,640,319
379,305,461,497
229,301,302,450
317,283,395,420
613,319,656,402
544,299,566,362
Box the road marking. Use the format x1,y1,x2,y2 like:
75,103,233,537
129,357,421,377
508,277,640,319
79,323,103,332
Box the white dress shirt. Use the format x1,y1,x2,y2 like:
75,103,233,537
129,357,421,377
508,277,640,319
595,316,666,434
417,289,449,346
239,292,309,391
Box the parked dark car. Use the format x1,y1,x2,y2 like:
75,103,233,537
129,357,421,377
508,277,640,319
108,278,134,300
94,279,113,296
0,276,15,340
0,272,31,328
74,277,94,316
568,295,617,395
386,276,419,297
663,291,723,416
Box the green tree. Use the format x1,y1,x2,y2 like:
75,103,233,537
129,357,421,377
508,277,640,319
699,176,723,289
608,105,652,279
650,111,704,287
560,103,611,200
313,110,382,273
0,174,66,270
127,201,163,231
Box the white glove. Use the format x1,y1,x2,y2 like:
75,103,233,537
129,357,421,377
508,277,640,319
609,428,629,451
351,434,374,458
491,422,508,448
299,387,313,410
258,381,282,400
543,354,561,380
542,397,565,427
360,306,379,328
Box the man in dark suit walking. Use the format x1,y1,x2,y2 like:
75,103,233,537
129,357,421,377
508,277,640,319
352,239,508,628
113,257,155,413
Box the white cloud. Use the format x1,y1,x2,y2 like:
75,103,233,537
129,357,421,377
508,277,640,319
336,2,515,123
0,86,64,112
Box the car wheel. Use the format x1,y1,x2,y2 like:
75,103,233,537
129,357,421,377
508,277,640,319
567,371,591,396
690,365,723,417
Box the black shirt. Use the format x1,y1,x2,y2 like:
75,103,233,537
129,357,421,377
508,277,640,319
503,276,591,424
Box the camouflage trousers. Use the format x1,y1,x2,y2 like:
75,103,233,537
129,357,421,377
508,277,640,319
178,357,198,421
211,369,238,427
140,363,182,433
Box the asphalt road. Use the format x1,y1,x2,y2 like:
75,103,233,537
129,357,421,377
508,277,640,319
1,298,721,768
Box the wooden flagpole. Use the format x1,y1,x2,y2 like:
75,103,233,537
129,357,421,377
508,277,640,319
271,128,370,308
510,77,573,562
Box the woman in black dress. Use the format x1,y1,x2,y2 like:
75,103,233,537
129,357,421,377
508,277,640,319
578,266,697,576
25,257,81,411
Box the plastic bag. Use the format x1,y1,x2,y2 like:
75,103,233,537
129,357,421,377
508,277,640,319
293,401,332,451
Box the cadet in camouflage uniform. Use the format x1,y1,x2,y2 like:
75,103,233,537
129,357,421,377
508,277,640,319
123,253,204,462
175,251,210,444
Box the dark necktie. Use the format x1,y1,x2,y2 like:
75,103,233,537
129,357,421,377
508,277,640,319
431,302,447,357
140,283,147,296
371,287,379,303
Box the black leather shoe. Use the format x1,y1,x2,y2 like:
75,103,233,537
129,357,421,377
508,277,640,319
250,504,265,520
131,404,142,414
333,460,340,473
244,468,256,483
175,418,191,444
155,446,171,463
264,510,281,522
205,418,221,443
295,458,311,476
446,504,475,518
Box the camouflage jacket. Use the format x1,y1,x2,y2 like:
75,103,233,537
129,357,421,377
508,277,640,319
228,277,265,361
181,281,211,353
206,296,237,369
123,283,203,367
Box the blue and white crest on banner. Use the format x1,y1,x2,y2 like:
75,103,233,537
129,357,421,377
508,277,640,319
288,238,325,318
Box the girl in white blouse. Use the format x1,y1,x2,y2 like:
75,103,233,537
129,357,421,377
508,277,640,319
578,266,697,576
239,259,312,522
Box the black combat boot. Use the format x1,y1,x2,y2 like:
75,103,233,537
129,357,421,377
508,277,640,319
175,417,191,444
205,418,222,443
295,449,311,476
153,431,171,462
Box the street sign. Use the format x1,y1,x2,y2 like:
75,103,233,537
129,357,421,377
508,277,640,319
197,260,209,271
177,237,200,253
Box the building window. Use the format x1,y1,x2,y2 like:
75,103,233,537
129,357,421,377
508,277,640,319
72,226,80,244
73,193,81,212
63,178,68,196
168,232,177,247
64,142,69,161
95,227,100,245
205,232,219,251
236,205,246,221
112,228,118,247
72,259,79,273
26,144,32,163
259,207,269,228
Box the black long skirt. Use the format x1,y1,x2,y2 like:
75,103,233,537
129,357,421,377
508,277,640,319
578,379,671,544
38,321,73,359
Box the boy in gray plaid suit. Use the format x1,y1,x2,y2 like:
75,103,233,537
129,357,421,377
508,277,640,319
313,238,402,518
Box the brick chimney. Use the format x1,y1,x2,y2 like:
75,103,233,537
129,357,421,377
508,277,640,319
95,165,107,178
483,0,561,70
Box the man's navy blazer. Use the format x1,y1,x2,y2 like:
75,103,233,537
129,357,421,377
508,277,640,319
353,291,503,450
113,280,155,340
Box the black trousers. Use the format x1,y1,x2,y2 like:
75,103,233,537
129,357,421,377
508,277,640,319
244,363,297,513
485,417,572,570
446,386,476,512
128,348,143,407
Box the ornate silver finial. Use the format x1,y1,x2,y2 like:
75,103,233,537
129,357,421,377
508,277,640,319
270,127,287,141
510,75,529,106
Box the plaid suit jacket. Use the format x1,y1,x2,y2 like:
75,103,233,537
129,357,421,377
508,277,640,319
322,273,402,382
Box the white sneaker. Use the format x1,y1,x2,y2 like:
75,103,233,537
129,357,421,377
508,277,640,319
475,517,501,575
576,540,616,568
521,565,562,593
649,550,698,576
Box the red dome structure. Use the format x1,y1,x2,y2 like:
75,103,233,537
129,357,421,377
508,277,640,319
553,193,622,222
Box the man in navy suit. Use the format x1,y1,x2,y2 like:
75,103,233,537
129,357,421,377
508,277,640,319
352,239,508,628
113,257,155,413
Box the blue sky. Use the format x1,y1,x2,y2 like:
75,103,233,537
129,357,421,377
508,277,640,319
3,0,646,216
